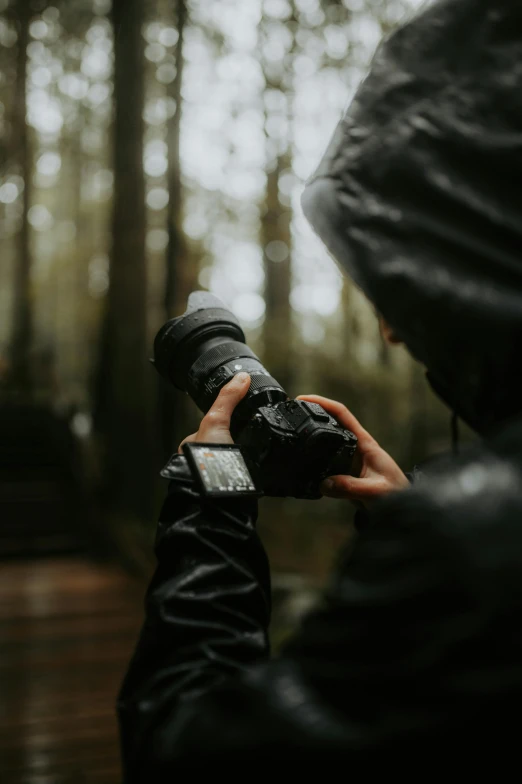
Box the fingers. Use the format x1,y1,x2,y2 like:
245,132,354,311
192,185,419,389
320,474,390,503
296,394,374,448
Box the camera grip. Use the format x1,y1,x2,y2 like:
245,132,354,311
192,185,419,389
324,435,361,480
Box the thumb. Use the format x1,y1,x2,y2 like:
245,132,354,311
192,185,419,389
202,372,251,431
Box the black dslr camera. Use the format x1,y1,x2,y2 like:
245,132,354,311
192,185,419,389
153,291,357,499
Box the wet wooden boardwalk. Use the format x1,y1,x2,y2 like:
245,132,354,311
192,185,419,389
0,558,145,784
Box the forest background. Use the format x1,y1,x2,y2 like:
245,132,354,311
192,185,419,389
0,0,466,591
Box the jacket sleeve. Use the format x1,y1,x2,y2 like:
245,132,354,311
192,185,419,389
117,455,272,779
117,453,476,778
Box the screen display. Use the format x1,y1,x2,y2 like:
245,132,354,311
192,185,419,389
186,445,258,496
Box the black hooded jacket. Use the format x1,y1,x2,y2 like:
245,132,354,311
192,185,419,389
118,1,522,776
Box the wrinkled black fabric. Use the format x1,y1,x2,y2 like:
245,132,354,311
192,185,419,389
118,1,522,777
301,0,522,433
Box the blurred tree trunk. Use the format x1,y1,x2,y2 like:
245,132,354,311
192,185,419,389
260,3,296,393
159,0,194,460
94,0,153,520
262,158,292,391
341,279,360,346
164,0,187,320
8,1,32,396
71,122,90,403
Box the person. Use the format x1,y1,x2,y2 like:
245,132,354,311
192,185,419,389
118,0,522,776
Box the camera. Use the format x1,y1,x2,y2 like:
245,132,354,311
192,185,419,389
153,291,357,499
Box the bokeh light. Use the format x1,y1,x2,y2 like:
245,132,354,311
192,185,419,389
0,182,19,204
159,27,179,47
232,292,266,323
37,153,61,177
146,229,169,252
28,205,54,231
88,253,109,298
147,187,169,211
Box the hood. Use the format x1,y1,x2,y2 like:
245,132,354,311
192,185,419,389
301,0,522,434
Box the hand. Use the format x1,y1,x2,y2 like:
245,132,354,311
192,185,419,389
178,372,251,453
296,394,409,508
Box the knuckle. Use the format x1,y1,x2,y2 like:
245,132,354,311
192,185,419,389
327,477,352,496
205,410,224,424
338,482,353,495
203,410,228,429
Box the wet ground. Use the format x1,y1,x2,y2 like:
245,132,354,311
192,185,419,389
0,558,144,784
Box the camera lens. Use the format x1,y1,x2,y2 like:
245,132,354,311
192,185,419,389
153,291,288,423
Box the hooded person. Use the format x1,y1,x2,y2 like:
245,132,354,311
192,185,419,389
302,0,522,436
117,1,522,778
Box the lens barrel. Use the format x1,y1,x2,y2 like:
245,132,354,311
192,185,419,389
153,291,287,417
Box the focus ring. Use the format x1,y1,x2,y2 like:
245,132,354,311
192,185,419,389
247,372,282,392
188,341,259,382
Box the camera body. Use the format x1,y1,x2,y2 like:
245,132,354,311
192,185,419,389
153,291,357,499
235,398,357,498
